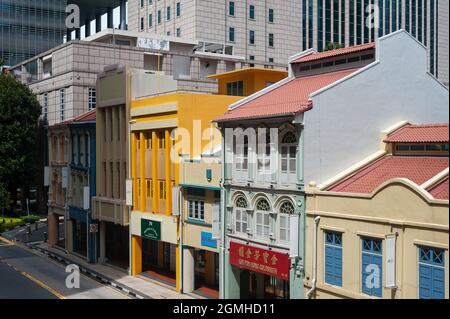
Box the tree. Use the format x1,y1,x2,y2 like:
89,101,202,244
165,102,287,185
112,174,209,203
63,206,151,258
0,72,41,214
0,183,9,211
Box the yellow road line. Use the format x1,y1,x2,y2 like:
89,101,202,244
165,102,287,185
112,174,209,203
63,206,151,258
20,271,66,299
0,236,14,245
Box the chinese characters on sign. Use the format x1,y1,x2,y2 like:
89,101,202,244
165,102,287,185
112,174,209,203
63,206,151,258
229,241,290,280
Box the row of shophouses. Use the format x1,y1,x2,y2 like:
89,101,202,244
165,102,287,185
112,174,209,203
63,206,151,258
45,30,449,299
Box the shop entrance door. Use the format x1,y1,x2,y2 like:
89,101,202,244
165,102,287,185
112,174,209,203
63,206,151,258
142,238,158,270
240,270,257,299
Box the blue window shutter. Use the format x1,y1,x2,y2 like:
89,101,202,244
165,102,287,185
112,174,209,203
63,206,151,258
372,254,383,297
325,245,335,285
419,247,445,299
334,246,343,286
432,268,445,299
325,232,343,287
419,264,433,299
362,253,372,295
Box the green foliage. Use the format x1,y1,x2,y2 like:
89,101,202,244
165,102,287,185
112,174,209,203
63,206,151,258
0,73,41,206
325,42,345,51
0,218,24,232
0,57,4,67
0,183,9,209
21,214,40,224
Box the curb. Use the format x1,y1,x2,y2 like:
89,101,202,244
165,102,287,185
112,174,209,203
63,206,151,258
26,243,150,300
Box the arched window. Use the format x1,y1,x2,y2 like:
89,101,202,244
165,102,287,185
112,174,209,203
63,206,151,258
280,131,297,184
234,197,248,234
278,201,294,242
255,198,271,238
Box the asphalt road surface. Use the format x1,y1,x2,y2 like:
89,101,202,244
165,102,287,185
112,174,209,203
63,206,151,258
0,238,130,299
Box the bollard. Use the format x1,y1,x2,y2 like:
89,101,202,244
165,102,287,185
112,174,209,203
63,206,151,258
35,222,38,231
44,232,48,243
26,224,31,235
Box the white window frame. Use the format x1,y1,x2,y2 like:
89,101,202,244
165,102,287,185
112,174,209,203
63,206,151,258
188,198,205,222
234,197,248,235
280,131,297,184
88,88,96,110
255,199,271,238
278,201,294,243
257,128,272,183
234,135,249,181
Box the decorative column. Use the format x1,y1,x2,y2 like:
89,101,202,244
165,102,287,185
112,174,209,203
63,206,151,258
47,213,59,246
140,132,146,211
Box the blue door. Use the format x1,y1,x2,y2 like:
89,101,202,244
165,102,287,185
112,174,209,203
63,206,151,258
324,231,343,286
419,247,445,299
361,238,383,297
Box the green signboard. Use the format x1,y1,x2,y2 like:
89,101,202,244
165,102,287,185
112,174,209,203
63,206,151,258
141,219,161,241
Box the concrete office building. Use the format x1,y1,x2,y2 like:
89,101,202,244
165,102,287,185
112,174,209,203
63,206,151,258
128,0,301,66
299,0,449,85
0,0,127,67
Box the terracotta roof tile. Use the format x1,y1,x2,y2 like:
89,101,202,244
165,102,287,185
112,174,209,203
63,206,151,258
328,155,449,194
427,177,449,200
291,43,375,64
385,124,449,143
216,68,359,122
71,109,97,123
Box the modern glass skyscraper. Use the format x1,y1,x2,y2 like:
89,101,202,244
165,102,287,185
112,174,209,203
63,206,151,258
0,0,66,67
0,0,127,67
300,0,449,86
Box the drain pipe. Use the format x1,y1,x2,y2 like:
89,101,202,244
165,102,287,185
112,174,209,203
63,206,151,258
306,216,321,299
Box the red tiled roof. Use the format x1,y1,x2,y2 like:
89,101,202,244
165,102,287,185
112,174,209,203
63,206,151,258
216,68,359,122
72,109,96,123
291,43,375,64
427,177,449,200
328,155,449,194
384,124,449,143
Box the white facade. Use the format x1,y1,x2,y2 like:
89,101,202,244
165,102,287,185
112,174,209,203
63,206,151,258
128,0,302,66
303,31,449,186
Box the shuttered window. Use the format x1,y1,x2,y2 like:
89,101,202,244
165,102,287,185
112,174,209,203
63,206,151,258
324,231,343,286
361,238,383,297
419,246,445,299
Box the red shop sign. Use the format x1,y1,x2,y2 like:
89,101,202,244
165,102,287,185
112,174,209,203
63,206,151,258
229,241,290,281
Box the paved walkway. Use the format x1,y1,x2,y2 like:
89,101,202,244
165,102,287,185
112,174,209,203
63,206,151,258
35,242,196,299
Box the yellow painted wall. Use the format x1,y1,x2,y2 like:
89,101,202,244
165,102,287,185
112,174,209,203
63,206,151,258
214,69,288,96
304,180,449,299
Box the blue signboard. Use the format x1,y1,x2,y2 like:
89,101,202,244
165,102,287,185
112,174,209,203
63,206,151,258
201,231,217,249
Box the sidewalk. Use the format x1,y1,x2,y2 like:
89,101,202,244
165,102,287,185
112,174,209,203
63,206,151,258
33,242,196,300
